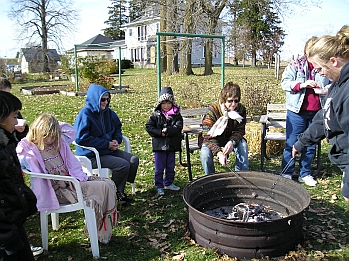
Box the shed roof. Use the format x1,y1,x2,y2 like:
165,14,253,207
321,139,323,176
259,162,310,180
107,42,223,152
21,47,61,62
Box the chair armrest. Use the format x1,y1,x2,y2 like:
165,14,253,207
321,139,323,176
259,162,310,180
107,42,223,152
122,136,131,153
24,171,84,203
73,141,103,172
259,115,269,124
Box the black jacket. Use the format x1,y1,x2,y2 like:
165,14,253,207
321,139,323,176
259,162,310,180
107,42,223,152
294,62,349,172
0,128,37,254
145,108,183,152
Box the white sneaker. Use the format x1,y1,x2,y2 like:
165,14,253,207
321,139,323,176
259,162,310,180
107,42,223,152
30,245,43,256
281,174,292,180
298,175,317,186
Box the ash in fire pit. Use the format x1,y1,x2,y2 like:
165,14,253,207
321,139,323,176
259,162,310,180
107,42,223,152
204,203,283,222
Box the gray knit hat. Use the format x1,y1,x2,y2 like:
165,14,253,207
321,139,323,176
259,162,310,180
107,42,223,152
154,87,180,110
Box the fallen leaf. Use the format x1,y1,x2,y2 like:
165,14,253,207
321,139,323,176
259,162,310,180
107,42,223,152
163,219,175,228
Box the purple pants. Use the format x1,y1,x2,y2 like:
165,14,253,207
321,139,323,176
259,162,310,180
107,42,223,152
154,151,175,188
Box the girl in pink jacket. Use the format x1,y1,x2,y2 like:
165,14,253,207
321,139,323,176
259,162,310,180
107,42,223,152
16,113,117,244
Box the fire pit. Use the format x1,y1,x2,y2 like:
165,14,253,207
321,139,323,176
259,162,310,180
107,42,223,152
183,171,311,259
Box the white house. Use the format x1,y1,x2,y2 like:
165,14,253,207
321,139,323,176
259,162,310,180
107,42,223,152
67,34,117,59
118,4,222,68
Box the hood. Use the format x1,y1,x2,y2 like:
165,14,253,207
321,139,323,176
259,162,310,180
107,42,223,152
86,84,111,113
0,128,9,148
153,87,180,111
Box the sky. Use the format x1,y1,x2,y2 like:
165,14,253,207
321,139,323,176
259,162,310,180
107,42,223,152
0,0,348,61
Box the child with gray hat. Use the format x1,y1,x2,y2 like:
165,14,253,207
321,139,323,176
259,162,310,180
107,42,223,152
146,87,183,195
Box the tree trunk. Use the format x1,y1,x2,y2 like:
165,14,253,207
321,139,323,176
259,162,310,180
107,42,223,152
179,0,196,75
204,38,213,75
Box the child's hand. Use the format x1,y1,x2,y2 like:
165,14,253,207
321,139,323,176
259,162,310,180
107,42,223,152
162,128,167,137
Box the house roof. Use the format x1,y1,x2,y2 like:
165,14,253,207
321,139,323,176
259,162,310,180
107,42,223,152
20,48,61,62
75,34,115,51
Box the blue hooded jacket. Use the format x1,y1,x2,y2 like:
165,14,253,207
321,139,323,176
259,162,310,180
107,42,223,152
74,84,123,157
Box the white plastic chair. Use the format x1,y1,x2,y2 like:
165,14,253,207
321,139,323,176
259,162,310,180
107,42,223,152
25,171,100,259
74,136,136,194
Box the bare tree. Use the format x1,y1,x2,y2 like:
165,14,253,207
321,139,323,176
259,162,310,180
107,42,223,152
199,0,227,75
179,0,201,75
8,0,79,72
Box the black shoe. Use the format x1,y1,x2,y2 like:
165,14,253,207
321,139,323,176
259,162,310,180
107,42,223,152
117,192,133,204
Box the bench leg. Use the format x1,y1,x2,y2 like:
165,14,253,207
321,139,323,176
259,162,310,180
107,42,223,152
184,133,193,181
261,139,267,171
314,142,321,177
178,151,188,167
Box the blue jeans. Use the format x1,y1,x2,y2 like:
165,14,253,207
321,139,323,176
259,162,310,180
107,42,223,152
200,139,249,175
282,110,317,177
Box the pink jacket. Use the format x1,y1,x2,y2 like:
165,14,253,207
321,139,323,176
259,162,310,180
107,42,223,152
16,122,88,211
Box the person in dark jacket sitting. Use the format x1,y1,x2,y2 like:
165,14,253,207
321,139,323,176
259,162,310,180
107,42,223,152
0,91,37,261
74,84,139,204
146,87,183,196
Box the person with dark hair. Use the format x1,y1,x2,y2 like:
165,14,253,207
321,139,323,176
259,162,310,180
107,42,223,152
0,77,29,141
0,78,42,256
0,91,37,261
200,82,249,175
293,25,349,202
280,38,330,186
146,87,183,196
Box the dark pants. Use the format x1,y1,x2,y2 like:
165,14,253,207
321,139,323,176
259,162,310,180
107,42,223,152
0,223,34,261
90,150,139,193
282,110,317,177
154,151,175,188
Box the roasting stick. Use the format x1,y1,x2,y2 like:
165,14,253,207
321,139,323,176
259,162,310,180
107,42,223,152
227,165,258,198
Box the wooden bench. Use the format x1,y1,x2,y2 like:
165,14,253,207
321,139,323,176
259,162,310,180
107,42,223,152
180,108,208,181
260,103,321,176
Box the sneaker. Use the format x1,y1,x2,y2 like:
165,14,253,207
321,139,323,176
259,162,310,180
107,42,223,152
298,175,317,186
164,184,180,191
30,245,43,256
281,174,292,180
157,188,164,196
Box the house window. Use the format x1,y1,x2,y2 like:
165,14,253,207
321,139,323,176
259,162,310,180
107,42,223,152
137,25,147,41
129,29,132,36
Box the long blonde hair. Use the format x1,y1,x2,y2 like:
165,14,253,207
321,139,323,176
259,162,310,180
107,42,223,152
27,113,62,151
308,25,349,62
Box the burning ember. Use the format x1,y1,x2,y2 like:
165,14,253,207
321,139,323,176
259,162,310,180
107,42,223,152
204,203,284,222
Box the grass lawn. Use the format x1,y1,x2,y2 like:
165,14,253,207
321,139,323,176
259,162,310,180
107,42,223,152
11,67,349,260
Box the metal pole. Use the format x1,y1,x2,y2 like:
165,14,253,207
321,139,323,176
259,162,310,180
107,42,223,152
74,45,79,93
119,47,122,90
221,37,225,89
156,34,161,97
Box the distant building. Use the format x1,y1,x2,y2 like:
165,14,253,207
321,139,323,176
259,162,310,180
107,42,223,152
19,47,60,73
68,34,119,59
118,3,222,68
67,4,222,69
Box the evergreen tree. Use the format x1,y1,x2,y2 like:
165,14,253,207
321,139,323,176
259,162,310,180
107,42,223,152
104,0,128,40
230,0,285,67
128,0,148,21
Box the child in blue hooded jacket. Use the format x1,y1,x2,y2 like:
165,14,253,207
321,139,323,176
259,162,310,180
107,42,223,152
74,84,139,203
